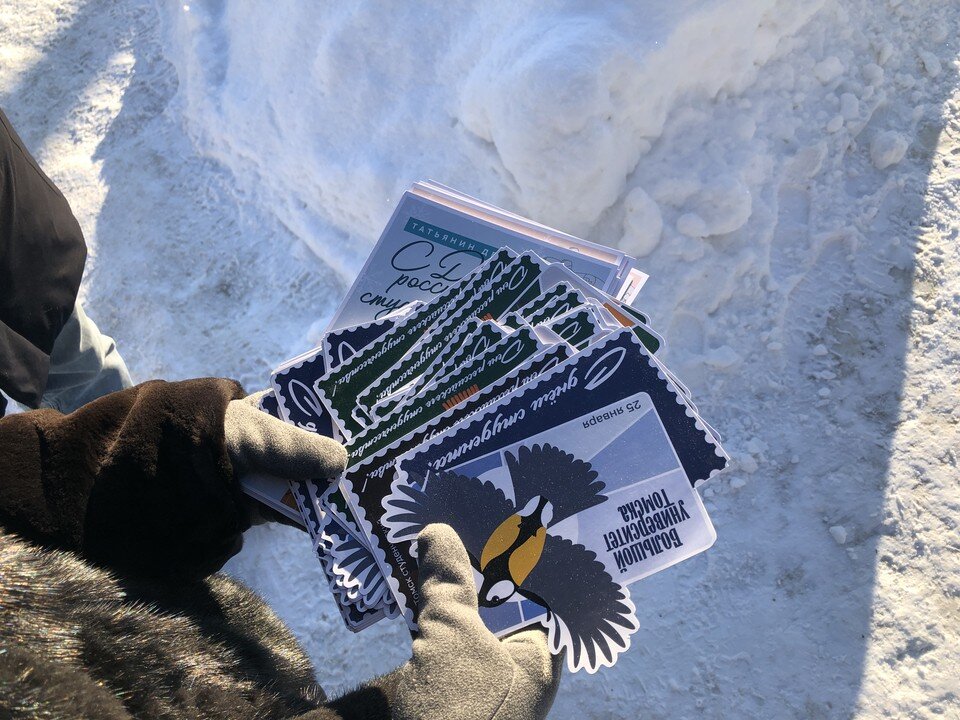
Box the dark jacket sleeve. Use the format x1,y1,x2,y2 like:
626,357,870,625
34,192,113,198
0,377,249,579
0,106,88,409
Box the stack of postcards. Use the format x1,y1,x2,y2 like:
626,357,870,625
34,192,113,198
244,181,728,673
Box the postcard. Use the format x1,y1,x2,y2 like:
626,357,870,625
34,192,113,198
374,330,727,671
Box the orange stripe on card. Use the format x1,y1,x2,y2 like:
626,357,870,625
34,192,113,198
604,302,633,328
441,385,480,411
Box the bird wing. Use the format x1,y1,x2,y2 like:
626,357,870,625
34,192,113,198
383,469,516,563
329,529,389,605
519,533,638,673
505,444,606,523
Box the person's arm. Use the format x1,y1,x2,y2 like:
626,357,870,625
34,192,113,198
0,376,559,718
0,106,88,414
1,107,130,418
0,378,347,580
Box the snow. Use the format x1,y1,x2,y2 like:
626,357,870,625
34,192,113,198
829,525,849,545
918,50,943,79
870,130,910,169
2,0,958,717
675,174,753,238
620,186,663,258
814,56,846,84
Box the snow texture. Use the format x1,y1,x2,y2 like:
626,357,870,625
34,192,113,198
2,0,958,716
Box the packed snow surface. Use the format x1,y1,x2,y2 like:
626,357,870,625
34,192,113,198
2,0,958,717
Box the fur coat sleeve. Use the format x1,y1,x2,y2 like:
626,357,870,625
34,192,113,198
0,377,250,579
0,378,402,719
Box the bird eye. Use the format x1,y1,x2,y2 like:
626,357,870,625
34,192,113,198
485,579,515,606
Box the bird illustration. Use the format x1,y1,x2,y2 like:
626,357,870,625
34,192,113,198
384,443,640,672
477,494,552,607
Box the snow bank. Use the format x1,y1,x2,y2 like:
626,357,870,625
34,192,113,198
157,0,821,262
456,0,824,232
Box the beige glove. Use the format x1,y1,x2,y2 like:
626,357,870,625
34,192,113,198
393,523,563,720
224,391,348,526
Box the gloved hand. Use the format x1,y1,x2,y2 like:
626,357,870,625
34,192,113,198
393,523,562,720
224,391,348,526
